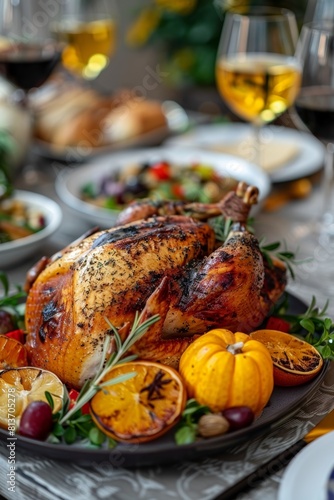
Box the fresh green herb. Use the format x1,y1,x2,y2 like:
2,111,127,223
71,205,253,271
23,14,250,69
0,130,15,200
260,240,298,279
175,399,210,445
210,216,234,243
271,294,334,360
211,215,255,244
104,197,118,210
0,271,26,330
48,311,160,446
47,403,105,447
81,182,97,199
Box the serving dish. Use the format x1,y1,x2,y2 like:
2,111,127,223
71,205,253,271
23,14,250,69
0,293,328,467
55,147,271,228
165,123,326,183
34,125,171,163
0,191,62,268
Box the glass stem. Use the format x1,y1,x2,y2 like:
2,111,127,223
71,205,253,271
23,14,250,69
322,142,334,222
253,123,262,169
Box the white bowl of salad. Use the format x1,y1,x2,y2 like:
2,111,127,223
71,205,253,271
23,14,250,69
55,147,271,228
0,190,62,268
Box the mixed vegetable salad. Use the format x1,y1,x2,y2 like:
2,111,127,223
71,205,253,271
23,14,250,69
0,130,46,244
80,160,239,210
0,197,46,244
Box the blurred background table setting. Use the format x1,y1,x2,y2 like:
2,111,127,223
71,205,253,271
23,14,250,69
2,1,334,499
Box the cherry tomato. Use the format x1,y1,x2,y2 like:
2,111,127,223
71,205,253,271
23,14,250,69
172,184,184,199
150,162,171,180
68,389,90,414
266,316,290,333
5,329,25,344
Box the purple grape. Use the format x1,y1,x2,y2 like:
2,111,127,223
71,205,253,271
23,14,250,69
222,406,255,431
19,401,53,440
0,310,15,334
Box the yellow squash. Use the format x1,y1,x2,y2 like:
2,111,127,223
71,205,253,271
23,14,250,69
179,329,274,415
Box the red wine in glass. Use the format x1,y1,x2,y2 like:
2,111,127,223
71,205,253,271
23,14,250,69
295,86,334,143
0,42,62,92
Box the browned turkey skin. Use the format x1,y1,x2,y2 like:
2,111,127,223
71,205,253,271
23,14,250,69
25,184,287,389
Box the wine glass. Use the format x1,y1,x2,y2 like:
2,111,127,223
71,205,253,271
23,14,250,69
215,6,301,169
0,0,63,100
304,0,334,24
289,21,334,294
0,0,64,187
52,0,117,81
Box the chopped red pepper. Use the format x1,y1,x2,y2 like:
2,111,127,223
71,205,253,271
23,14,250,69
5,329,25,344
172,184,184,199
150,162,171,180
266,316,290,333
68,389,90,414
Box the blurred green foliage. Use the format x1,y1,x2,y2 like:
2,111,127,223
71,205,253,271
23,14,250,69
127,0,308,87
0,131,14,200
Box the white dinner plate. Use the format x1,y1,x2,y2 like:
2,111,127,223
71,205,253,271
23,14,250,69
55,147,271,228
278,430,334,500
165,123,326,183
0,190,62,267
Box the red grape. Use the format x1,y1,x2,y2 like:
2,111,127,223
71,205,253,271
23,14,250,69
19,401,53,440
222,406,255,431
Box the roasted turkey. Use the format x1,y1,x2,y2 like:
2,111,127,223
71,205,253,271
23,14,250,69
25,183,287,389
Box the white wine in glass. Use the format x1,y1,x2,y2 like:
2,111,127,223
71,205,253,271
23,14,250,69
215,7,301,167
52,0,117,80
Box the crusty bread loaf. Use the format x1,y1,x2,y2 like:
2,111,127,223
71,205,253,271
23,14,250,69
31,81,167,148
46,98,113,148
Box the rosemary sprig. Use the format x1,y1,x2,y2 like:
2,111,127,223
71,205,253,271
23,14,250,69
58,311,160,425
260,240,298,279
211,213,256,241
210,216,234,242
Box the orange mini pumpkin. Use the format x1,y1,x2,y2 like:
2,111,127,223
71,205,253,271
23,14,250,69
179,329,274,415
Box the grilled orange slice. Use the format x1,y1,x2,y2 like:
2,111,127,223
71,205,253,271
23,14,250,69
0,335,28,369
90,361,187,443
250,330,323,386
0,367,64,429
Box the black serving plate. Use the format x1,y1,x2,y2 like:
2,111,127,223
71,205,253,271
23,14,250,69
0,293,329,467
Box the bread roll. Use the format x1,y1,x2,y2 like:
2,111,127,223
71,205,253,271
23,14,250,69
32,81,167,148
103,99,167,142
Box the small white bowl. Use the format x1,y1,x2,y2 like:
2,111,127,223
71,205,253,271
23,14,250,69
0,190,62,268
55,147,271,229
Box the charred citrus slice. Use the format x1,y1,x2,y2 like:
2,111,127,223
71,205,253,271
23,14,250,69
0,335,28,369
250,330,323,386
90,361,187,443
0,367,64,430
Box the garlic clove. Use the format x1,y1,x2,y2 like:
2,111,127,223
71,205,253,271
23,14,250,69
198,413,230,438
